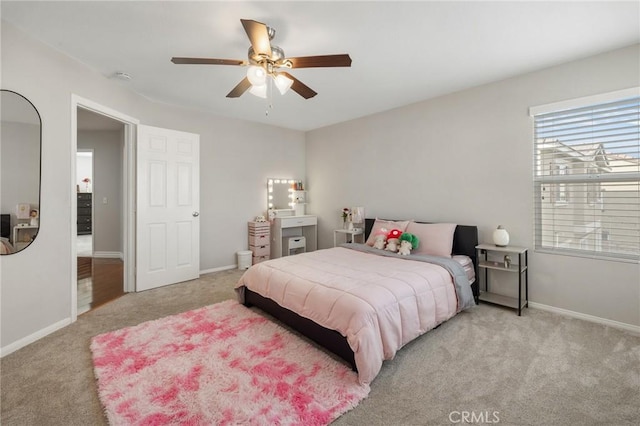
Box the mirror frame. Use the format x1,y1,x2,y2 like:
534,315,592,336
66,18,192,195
1,89,42,255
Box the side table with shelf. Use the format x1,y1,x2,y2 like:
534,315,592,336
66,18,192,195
333,228,364,247
13,225,39,251
476,243,528,316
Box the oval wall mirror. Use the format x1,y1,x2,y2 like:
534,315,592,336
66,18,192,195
0,90,42,254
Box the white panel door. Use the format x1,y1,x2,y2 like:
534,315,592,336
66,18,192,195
136,125,199,291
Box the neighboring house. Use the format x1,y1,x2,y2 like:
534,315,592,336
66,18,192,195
537,140,639,256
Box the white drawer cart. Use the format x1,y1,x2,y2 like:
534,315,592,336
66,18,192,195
248,221,271,265
476,243,529,316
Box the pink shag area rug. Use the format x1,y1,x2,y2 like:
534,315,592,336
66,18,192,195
90,300,369,425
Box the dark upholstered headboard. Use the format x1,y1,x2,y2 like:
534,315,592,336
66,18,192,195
364,218,478,269
1,214,9,239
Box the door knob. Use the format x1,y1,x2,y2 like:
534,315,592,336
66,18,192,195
192,212,200,217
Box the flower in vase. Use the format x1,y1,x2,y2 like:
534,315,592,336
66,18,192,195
341,208,351,223
82,177,91,192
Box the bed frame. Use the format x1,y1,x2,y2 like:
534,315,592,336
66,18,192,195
1,214,10,240
243,218,479,370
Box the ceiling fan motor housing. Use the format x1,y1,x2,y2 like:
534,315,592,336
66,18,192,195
248,46,285,64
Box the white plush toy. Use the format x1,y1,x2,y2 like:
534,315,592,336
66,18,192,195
384,229,403,253
398,240,412,255
398,233,420,256
373,234,386,250
385,238,400,253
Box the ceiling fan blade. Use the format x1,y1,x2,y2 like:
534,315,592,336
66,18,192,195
171,57,247,66
226,77,252,98
240,19,272,57
286,54,352,68
279,72,317,99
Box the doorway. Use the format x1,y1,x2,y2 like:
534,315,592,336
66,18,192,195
76,111,126,314
71,95,139,321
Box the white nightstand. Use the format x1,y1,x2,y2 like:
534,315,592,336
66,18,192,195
334,228,364,247
13,225,39,251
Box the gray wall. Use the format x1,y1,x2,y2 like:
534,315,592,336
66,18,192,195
0,22,305,351
78,130,124,254
306,44,640,327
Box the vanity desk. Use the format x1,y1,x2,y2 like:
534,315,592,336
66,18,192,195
271,214,318,259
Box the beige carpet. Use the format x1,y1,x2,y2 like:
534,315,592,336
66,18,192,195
2,269,639,425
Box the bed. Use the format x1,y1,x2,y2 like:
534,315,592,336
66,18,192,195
236,218,478,384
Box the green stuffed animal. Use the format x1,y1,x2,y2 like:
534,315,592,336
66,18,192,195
398,233,419,255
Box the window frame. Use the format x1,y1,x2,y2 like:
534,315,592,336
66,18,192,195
530,88,640,263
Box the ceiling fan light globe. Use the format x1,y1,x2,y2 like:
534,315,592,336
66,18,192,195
249,84,267,99
247,65,267,86
274,74,294,95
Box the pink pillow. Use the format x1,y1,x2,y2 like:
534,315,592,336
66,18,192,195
406,222,456,258
365,219,410,246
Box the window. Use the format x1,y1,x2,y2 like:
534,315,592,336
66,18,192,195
531,89,640,261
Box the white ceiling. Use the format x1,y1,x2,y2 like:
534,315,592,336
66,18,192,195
2,1,639,131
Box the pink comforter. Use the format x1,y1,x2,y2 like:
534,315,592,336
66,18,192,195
236,247,460,384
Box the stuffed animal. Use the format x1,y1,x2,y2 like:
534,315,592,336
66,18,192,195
398,240,413,255
387,229,403,240
384,229,403,253
385,238,399,252
373,233,387,250
398,233,420,255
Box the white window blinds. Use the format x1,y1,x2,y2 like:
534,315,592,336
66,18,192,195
532,91,640,261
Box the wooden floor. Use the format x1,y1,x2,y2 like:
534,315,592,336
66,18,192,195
78,257,124,313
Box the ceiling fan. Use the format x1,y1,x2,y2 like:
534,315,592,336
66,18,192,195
171,19,352,100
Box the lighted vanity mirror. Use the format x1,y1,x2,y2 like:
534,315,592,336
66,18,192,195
0,90,42,255
268,178,297,211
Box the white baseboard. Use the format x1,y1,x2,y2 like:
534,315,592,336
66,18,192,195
528,302,640,334
1,317,72,358
93,251,123,259
200,264,238,275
